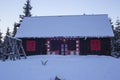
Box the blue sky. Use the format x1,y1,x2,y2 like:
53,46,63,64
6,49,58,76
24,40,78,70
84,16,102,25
0,0,120,35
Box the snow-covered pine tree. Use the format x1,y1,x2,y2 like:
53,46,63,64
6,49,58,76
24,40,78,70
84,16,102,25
0,30,2,45
0,30,3,55
112,17,120,58
109,18,115,52
115,17,120,39
12,22,20,37
109,17,114,31
115,17,120,50
6,27,11,36
12,0,32,37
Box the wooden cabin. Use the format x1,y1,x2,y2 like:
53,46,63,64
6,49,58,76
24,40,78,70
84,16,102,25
15,14,114,56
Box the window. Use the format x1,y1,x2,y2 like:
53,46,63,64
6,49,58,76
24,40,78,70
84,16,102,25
26,40,36,51
90,40,101,51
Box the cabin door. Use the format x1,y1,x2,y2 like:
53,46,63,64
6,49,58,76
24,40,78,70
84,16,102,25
47,38,80,55
61,44,68,55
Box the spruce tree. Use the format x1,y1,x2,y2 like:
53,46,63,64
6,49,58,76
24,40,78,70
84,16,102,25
112,17,120,58
12,22,20,37
0,30,2,45
0,30,3,54
12,0,32,37
20,0,32,20
109,18,115,51
6,27,11,36
109,18,114,31
115,17,120,39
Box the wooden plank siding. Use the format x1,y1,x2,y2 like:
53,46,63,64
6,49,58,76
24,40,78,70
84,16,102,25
20,37,112,56
80,38,111,55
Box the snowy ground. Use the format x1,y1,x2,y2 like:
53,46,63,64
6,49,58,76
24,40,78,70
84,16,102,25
0,55,120,80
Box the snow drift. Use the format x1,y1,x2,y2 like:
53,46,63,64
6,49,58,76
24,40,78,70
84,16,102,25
0,55,120,80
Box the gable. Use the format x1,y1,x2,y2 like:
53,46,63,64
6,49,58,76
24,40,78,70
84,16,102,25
15,14,114,38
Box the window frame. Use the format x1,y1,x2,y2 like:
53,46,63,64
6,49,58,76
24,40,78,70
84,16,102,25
90,39,101,51
26,40,36,51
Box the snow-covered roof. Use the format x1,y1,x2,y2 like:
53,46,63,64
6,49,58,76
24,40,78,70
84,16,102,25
15,14,114,38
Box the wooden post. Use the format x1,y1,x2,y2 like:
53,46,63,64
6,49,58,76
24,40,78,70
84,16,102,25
76,39,80,55
46,39,50,55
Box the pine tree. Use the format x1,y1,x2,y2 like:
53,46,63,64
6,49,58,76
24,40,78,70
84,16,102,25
12,22,20,37
24,0,32,17
12,0,32,37
6,27,11,36
112,17,120,58
0,30,2,45
115,17,120,44
20,0,32,20
115,17,120,39
109,18,115,51
109,17,114,31
0,30,3,54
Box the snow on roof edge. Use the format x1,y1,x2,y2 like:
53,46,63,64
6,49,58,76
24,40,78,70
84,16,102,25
16,36,114,39
15,14,114,38
25,14,109,19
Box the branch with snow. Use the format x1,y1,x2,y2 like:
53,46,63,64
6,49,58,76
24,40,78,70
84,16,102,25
41,60,48,66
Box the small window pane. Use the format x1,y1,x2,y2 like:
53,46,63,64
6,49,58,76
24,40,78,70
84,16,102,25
26,40,36,51
90,40,101,51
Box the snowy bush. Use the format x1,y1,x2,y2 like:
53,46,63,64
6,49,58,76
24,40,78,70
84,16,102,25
111,52,120,58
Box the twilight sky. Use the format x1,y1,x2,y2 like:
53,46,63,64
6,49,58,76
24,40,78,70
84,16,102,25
0,0,120,35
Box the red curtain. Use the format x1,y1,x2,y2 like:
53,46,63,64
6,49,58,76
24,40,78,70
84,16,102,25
26,40,36,51
90,40,101,51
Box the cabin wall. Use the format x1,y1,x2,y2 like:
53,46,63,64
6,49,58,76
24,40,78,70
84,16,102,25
20,38,46,55
100,38,111,55
20,37,112,56
80,38,111,55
